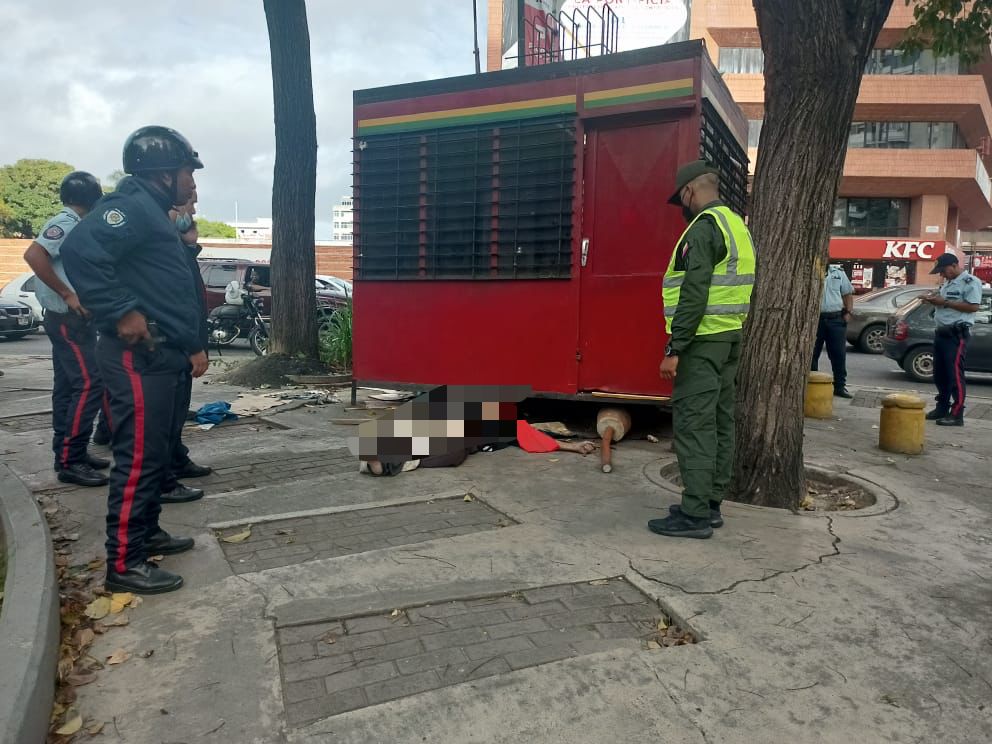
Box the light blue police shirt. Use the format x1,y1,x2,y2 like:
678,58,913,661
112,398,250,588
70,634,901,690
821,265,853,313
935,270,983,327
32,207,81,315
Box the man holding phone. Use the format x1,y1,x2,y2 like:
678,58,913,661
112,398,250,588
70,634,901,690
920,253,982,427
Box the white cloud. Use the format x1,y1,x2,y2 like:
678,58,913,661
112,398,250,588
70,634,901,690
0,0,486,238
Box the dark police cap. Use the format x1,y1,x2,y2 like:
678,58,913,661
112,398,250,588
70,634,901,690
668,160,720,205
929,252,960,274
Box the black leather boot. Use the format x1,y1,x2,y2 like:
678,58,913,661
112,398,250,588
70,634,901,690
105,562,184,594
57,462,109,487
159,484,204,503
85,453,111,469
145,529,195,555
175,460,212,478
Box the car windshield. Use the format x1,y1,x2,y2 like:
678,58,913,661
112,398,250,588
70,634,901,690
855,288,899,305
893,297,926,318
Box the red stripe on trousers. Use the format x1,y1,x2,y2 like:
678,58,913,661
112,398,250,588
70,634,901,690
952,337,966,416
115,350,146,573
60,323,92,468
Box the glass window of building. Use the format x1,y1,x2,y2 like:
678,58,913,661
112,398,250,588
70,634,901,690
833,198,910,237
717,47,765,74
747,120,763,148
846,122,964,150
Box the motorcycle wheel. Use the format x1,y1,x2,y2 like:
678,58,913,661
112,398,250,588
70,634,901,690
249,327,269,357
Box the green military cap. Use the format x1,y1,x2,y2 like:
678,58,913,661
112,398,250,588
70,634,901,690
668,160,720,204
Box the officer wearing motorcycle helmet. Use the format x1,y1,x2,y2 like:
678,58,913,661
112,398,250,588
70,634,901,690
62,126,207,595
23,171,109,487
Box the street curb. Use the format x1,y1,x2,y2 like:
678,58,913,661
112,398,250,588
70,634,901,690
0,464,59,744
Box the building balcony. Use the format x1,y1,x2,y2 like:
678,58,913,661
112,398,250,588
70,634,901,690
841,149,992,229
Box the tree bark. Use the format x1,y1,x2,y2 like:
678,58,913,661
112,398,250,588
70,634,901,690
733,0,893,509
263,0,319,358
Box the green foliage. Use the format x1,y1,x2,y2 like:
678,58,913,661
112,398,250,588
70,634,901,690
0,197,13,236
104,169,126,193
904,0,992,65
197,218,237,238
318,301,353,371
0,159,74,237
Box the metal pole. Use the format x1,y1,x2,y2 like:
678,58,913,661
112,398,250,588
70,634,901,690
517,0,526,67
472,0,481,74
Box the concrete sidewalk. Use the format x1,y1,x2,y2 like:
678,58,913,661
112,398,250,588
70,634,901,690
1,354,991,743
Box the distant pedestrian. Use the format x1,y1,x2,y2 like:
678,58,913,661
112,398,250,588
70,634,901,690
23,171,110,486
62,125,207,595
811,264,854,399
921,253,982,426
650,160,755,539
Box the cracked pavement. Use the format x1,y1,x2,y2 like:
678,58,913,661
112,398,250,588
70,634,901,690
1,352,991,743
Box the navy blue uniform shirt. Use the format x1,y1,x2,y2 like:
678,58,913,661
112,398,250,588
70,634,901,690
62,176,203,355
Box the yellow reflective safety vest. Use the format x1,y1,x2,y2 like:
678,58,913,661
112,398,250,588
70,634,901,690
662,205,756,336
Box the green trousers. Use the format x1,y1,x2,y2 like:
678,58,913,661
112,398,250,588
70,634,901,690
672,338,740,519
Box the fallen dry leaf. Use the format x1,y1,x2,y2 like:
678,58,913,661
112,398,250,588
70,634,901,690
86,721,106,735
55,555,70,567
321,633,337,645
139,649,155,659
99,614,130,628
275,528,295,536
657,618,669,631
84,596,111,620
128,595,143,609
799,495,816,511
66,671,98,687
109,593,133,614
463,494,475,502
106,649,131,665
43,506,59,516
645,640,661,650
51,702,66,720
74,628,95,649
87,558,105,570
390,609,401,617
588,579,609,586
646,434,660,443
55,709,83,735
148,554,165,562
220,527,252,544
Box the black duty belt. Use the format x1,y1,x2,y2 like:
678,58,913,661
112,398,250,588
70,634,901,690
935,323,971,338
820,311,845,319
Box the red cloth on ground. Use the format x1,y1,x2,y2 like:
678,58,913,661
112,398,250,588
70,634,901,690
515,420,560,453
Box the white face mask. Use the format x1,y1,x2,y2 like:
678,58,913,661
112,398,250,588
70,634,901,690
174,212,193,233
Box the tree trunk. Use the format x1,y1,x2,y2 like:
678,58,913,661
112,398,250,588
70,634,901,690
732,0,893,509
263,0,319,358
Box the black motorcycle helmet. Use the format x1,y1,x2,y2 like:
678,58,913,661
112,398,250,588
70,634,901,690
59,171,103,211
122,125,204,175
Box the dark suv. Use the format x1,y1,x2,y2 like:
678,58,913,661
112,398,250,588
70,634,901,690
197,259,345,319
882,288,992,382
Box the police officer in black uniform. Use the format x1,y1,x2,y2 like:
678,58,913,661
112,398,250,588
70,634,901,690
62,126,208,594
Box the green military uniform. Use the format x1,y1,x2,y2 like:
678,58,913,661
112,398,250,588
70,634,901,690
664,201,750,519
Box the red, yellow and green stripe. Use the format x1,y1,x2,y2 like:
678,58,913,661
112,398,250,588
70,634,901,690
357,94,578,136
584,78,694,109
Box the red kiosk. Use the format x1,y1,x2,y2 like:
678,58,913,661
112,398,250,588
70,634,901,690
351,41,749,402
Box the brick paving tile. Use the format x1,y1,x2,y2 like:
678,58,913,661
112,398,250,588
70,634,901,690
276,579,670,725
323,661,398,694
286,688,367,726
219,498,507,573
365,670,441,706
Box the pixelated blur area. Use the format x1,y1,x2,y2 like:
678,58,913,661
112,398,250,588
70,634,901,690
348,385,531,462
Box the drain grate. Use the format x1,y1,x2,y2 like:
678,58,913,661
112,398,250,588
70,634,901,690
217,496,513,573
277,578,693,726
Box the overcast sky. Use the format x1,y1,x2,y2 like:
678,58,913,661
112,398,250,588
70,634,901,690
0,1,487,239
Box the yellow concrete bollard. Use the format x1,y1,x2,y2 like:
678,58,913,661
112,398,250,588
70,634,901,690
804,372,834,419
879,393,925,455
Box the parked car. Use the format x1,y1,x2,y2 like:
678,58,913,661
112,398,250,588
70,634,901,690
197,259,345,321
0,272,45,326
315,275,352,300
846,285,930,354
882,289,992,381
0,298,39,340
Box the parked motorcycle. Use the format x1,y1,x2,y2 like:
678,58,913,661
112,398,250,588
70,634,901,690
206,290,269,356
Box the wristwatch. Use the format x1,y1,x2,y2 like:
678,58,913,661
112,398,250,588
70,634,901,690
665,342,677,357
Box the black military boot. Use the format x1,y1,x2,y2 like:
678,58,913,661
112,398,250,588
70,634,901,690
85,453,111,469
668,501,724,528
648,511,713,539
105,562,184,594
145,529,195,555
936,414,964,427
159,484,204,503
925,407,949,421
57,462,109,487
174,460,212,478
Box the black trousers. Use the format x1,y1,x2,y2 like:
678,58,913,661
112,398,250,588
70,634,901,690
811,314,847,392
160,372,193,492
97,336,190,572
933,326,971,417
44,314,103,468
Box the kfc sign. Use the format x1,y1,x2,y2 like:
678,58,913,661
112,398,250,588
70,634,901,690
830,238,947,262
882,240,936,259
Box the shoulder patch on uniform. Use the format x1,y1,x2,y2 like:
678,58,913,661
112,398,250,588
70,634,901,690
103,208,127,228
42,225,65,240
